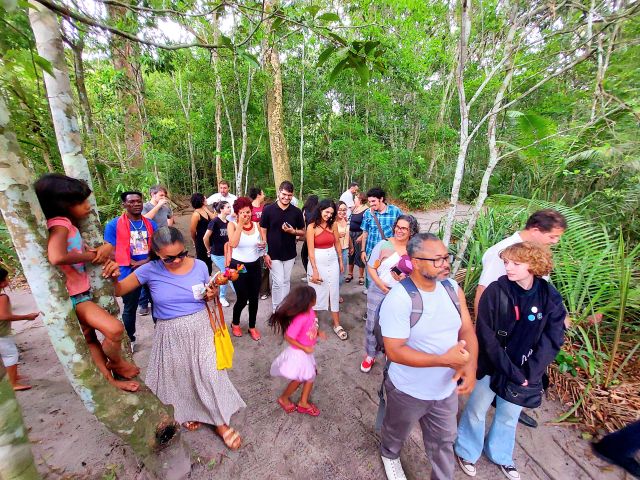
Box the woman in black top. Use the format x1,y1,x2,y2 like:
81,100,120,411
189,193,215,273
346,192,367,284
203,201,234,307
300,195,319,272
454,242,566,479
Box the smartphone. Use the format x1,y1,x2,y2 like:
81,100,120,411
283,221,292,229
391,266,402,276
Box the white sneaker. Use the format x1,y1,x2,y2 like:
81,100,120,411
456,455,477,477
301,276,308,282
130,341,136,353
499,465,520,480
219,298,230,307
381,456,407,480
362,288,368,295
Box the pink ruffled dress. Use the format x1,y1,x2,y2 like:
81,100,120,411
270,308,318,382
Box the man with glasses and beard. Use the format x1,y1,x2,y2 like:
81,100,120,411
378,233,478,480
260,181,305,312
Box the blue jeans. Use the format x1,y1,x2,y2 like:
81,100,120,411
138,284,150,309
454,375,523,466
122,286,141,342
211,254,235,299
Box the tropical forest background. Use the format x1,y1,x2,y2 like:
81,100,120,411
1,0,639,431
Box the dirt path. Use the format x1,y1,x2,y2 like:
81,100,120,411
7,208,622,480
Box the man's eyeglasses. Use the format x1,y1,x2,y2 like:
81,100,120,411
160,250,188,264
413,253,454,267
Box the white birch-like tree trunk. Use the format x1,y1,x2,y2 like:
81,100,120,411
233,52,253,195
452,7,518,272
29,4,121,315
211,9,223,184
442,0,471,246
0,362,40,480
0,95,189,479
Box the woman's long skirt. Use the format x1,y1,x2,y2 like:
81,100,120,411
145,308,246,426
307,247,340,313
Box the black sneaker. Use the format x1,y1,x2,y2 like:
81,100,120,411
499,465,520,480
518,410,538,428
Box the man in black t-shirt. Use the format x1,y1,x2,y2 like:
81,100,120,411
259,181,305,312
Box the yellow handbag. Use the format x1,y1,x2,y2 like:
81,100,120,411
206,298,234,370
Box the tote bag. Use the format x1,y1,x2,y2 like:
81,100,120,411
206,299,234,370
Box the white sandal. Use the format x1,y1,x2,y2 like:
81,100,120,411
333,325,348,340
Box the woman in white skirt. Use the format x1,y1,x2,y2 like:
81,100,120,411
114,226,246,450
306,199,347,340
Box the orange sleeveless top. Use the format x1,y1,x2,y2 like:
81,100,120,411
314,228,335,249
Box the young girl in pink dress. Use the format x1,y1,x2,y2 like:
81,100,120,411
270,286,326,416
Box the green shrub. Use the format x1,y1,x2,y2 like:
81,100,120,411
399,182,436,209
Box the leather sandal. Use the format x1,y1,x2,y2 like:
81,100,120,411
345,274,353,283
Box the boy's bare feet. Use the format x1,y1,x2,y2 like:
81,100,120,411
107,359,140,379
13,384,32,391
110,378,139,392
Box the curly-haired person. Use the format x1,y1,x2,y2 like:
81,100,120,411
454,242,567,480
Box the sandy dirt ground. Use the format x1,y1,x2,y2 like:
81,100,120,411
5,207,627,480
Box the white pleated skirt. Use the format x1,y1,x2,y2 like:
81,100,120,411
308,247,340,312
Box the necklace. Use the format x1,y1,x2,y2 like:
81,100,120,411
129,218,144,231
243,223,254,232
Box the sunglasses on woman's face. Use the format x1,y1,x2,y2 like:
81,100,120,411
160,250,188,264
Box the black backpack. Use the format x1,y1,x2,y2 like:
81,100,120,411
374,277,462,432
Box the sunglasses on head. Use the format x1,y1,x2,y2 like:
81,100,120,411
160,250,188,264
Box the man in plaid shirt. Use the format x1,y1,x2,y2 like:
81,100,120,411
359,187,403,277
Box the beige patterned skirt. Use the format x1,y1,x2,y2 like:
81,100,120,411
145,308,246,426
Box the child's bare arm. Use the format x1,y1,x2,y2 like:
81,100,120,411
0,296,38,321
91,243,113,264
48,226,94,265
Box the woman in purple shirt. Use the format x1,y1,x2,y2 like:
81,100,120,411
113,226,245,450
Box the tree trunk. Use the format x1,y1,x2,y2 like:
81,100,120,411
105,1,145,168
299,33,306,198
173,72,197,192
443,0,471,246
211,9,223,184
0,95,189,479
29,3,118,314
234,58,253,195
0,362,40,480
262,0,292,189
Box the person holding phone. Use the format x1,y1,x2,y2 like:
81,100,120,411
361,215,419,373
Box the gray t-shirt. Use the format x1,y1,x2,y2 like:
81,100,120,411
142,202,173,229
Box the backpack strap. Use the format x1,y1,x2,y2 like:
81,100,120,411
399,277,423,327
371,211,387,240
441,279,461,315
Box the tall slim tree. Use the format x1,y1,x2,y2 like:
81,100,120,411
262,0,292,188
0,93,190,479
105,0,146,169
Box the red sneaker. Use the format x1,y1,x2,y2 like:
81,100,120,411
360,356,375,373
231,325,242,337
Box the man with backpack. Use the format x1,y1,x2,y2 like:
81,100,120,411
378,233,478,480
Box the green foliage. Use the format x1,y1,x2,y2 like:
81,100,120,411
458,198,640,389
399,182,435,209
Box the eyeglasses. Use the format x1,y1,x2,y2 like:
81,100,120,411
412,253,454,267
395,226,410,232
160,250,188,264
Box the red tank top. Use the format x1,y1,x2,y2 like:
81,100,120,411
314,228,335,249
